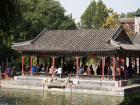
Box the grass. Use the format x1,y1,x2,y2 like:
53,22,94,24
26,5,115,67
120,94,140,105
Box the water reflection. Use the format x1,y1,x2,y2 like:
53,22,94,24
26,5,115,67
0,88,123,105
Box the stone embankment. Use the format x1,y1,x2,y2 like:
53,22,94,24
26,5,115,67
1,76,140,96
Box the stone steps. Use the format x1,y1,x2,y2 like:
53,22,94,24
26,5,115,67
72,84,121,91
14,76,44,81
73,79,118,87
1,80,43,87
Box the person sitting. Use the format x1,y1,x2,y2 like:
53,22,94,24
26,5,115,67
3,67,12,79
79,65,84,74
32,66,38,76
11,66,16,77
41,65,45,72
49,66,56,77
38,64,43,72
82,66,91,79
83,65,88,75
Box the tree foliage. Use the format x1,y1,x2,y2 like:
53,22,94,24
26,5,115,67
120,94,140,105
0,0,20,45
102,9,119,28
120,8,140,18
81,0,108,28
0,0,20,68
14,0,76,41
0,0,76,67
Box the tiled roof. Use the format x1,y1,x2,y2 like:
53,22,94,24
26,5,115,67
119,18,134,23
120,43,140,51
12,26,138,54
13,28,120,53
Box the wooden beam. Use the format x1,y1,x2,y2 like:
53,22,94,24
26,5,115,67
113,56,116,80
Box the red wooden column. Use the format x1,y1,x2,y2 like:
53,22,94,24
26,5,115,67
22,56,25,76
113,56,116,80
101,57,105,80
30,56,33,75
52,56,55,67
76,57,80,78
118,57,121,79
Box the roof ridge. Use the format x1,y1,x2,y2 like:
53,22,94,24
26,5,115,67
31,28,47,44
112,25,124,40
130,32,138,41
34,27,119,33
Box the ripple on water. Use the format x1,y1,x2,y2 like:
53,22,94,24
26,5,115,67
0,88,123,105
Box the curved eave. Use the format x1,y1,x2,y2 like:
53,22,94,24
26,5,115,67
120,44,140,52
14,47,117,53
15,48,118,57
12,40,32,49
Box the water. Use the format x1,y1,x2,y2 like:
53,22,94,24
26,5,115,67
0,88,123,105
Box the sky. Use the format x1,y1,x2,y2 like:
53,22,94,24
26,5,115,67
59,0,140,21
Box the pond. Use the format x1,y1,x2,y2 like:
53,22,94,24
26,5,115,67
0,88,123,105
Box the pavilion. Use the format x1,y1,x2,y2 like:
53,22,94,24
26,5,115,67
12,26,140,80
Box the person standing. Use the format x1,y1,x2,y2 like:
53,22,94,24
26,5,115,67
57,67,62,78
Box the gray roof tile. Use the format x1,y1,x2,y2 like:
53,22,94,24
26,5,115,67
12,26,136,53
132,33,140,44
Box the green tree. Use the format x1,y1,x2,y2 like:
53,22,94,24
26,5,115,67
136,8,140,15
81,0,108,28
14,0,76,41
127,12,136,18
102,9,119,28
119,13,126,18
0,0,20,69
120,94,140,105
119,8,140,18
0,0,20,45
